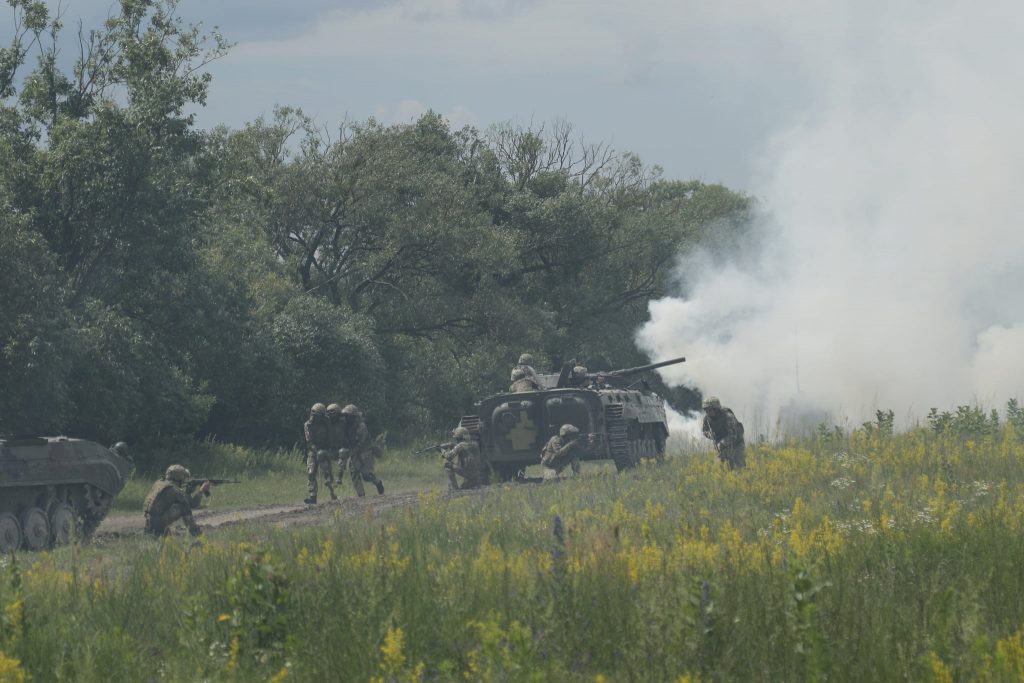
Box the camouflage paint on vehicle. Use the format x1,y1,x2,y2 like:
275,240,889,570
0,436,134,551
458,357,686,481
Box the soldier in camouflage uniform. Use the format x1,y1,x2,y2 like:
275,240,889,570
509,367,541,393
443,427,483,490
341,404,385,497
540,424,587,479
143,465,210,537
326,402,348,485
304,402,337,504
511,353,541,384
701,396,746,470
568,365,589,387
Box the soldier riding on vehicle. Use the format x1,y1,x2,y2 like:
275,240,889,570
511,353,541,384
509,367,541,392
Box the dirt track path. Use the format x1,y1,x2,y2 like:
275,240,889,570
94,489,478,540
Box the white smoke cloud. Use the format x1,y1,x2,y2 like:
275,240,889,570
638,0,1024,436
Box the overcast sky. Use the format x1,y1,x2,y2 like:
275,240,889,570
3,0,840,191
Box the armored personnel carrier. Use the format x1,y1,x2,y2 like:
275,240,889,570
0,436,133,551
458,356,686,481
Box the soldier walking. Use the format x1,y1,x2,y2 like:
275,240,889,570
304,402,337,504
340,404,385,496
326,402,348,488
443,427,483,489
701,396,746,469
540,424,587,479
143,465,211,537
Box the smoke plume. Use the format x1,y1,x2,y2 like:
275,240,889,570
638,1,1024,436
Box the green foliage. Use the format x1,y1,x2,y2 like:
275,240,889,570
861,409,895,437
927,404,1007,440
0,4,751,444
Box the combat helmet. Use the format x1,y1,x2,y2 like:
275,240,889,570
572,366,588,377
559,424,579,438
165,464,191,483
310,402,327,418
341,404,361,416
518,353,534,366
111,441,130,459
702,396,721,411
510,367,527,381
326,403,342,418
452,426,470,441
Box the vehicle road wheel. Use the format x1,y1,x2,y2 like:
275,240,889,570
20,507,50,551
0,513,22,553
50,503,78,546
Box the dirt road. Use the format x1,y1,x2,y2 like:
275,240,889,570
94,488,483,540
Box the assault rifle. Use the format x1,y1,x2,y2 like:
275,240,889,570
413,442,454,456
185,478,242,494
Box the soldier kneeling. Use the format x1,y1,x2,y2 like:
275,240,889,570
143,465,211,537
444,427,483,490
540,424,588,479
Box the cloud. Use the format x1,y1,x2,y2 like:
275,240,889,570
226,0,807,79
637,0,1024,434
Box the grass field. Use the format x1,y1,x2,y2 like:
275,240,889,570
2,421,1024,681
109,441,464,514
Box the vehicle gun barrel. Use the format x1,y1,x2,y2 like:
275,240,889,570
597,356,686,378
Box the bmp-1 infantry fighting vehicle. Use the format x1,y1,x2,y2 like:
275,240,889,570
0,436,134,551
457,357,686,481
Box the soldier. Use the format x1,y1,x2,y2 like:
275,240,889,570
326,402,348,484
511,353,541,384
143,465,211,537
341,404,385,497
569,365,589,387
540,424,587,479
701,396,746,470
509,367,541,392
304,402,336,504
443,427,483,490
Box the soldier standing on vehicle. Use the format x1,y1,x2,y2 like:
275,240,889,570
341,404,385,496
701,396,746,470
304,402,337,504
143,465,211,537
443,427,483,489
511,353,541,384
509,367,542,392
540,424,587,479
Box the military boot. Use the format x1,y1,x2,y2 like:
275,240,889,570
328,486,338,501
304,495,316,505
375,480,385,495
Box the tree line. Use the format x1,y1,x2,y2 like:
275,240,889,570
0,0,753,451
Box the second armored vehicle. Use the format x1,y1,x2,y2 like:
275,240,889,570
0,436,134,551
458,356,686,481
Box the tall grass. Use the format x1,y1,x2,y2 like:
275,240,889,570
3,423,1024,681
